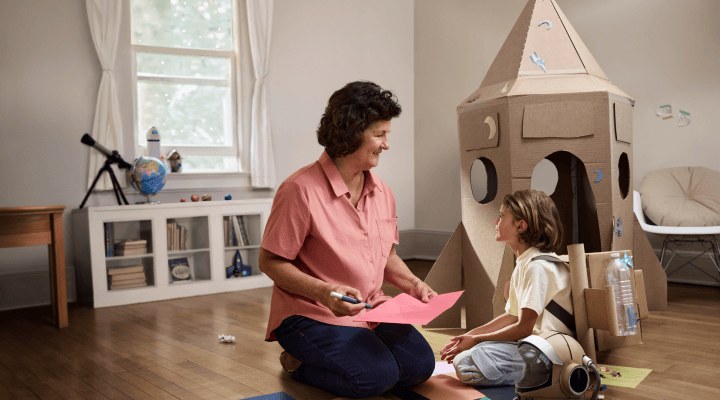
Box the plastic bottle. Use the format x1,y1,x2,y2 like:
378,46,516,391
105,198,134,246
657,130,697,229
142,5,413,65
606,253,638,336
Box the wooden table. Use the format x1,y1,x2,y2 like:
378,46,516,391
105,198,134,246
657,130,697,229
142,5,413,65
0,206,68,328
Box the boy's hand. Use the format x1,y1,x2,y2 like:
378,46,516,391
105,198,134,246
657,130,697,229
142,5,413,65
440,334,477,363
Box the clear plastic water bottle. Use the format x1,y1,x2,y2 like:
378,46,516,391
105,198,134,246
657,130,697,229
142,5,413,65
606,253,638,336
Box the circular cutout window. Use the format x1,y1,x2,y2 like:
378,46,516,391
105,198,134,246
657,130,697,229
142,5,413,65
531,158,559,196
618,152,630,199
470,157,498,204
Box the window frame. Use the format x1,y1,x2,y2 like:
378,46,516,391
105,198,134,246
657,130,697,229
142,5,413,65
129,2,249,188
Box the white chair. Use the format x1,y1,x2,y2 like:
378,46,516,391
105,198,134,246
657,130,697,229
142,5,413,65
634,190,720,283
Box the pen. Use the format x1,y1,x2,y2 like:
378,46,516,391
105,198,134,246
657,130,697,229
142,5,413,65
330,291,373,309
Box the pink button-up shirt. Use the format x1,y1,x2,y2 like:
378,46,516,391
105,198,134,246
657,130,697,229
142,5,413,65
262,151,399,341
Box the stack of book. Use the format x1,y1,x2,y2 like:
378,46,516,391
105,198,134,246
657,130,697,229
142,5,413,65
224,215,251,246
107,265,147,290
167,221,187,251
114,239,148,256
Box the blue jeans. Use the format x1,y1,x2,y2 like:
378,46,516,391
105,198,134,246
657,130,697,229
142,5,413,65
274,315,435,398
453,341,524,386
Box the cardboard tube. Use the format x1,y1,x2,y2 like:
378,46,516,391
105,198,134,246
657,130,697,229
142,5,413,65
568,243,596,362
604,285,621,337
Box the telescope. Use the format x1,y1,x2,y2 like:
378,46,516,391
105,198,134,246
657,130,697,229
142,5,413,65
79,133,131,209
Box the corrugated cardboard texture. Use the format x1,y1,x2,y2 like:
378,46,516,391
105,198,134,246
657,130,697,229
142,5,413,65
568,243,596,361
462,225,496,330
584,288,611,332
522,101,594,138
492,244,516,318
519,0,586,76
634,270,649,319
587,251,643,351
632,216,667,310
614,101,633,144
550,0,608,81
479,0,535,88
459,110,501,150
423,223,464,329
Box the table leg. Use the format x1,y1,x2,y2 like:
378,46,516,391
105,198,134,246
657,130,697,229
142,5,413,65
49,213,68,328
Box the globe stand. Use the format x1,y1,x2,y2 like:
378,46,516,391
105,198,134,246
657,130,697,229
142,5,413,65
137,194,161,205
80,158,130,209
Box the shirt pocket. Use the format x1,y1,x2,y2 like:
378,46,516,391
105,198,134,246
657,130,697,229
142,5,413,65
376,218,398,259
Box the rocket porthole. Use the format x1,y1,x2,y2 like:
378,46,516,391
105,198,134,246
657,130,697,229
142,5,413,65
619,153,630,199
470,157,498,204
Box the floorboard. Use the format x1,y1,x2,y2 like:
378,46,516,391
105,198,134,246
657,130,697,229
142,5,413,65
0,260,718,400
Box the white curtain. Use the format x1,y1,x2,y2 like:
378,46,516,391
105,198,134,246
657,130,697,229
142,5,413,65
86,0,125,190
246,0,276,188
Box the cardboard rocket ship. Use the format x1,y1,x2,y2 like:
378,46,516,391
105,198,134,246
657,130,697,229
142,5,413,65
423,0,667,331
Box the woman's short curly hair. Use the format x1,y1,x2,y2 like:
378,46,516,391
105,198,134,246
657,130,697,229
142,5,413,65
503,189,564,253
317,81,401,159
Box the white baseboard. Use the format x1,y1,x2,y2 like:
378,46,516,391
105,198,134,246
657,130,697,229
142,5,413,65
0,267,77,312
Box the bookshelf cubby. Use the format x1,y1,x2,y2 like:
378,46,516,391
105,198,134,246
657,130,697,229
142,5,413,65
73,199,273,307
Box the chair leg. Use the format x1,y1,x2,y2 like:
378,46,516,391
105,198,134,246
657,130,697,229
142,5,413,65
660,237,670,272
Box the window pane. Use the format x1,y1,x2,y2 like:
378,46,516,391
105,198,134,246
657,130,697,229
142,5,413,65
137,81,232,147
131,0,233,50
137,52,228,79
181,155,239,173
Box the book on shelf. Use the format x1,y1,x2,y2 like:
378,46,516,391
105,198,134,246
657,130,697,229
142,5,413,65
109,280,148,290
115,239,147,248
238,216,251,246
168,257,193,282
231,216,243,246
114,248,148,256
224,218,229,246
104,223,114,257
109,271,146,282
107,265,144,275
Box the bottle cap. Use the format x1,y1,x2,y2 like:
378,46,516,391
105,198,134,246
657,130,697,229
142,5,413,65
610,253,620,258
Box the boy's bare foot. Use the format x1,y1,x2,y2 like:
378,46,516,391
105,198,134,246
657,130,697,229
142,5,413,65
280,351,302,373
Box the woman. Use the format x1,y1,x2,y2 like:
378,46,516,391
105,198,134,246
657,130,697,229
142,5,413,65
440,189,570,386
260,81,436,398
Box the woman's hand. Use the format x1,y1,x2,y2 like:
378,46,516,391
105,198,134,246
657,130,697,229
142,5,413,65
440,334,477,363
324,285,367,317
408,280,437,303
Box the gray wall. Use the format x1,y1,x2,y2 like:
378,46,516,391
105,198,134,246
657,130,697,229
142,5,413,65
1,0,718,311
0,0,414,311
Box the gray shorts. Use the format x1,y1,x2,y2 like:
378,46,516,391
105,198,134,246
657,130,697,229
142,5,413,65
452,341,524,386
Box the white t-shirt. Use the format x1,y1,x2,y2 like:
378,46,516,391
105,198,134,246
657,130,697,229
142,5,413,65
505,246,573,335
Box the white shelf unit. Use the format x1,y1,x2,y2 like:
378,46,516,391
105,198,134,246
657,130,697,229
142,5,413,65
72,198,273,308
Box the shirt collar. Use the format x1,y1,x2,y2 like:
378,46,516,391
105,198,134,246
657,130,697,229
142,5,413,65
516,246,540,264
319,150,382,198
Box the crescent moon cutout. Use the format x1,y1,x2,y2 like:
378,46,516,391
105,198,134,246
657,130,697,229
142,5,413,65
594,170,603,182
484,116,497,140
539,20,553,30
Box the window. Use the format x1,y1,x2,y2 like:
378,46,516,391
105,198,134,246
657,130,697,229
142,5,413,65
131,0,240,174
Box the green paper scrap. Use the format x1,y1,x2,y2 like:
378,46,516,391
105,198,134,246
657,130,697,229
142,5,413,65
599,364,652,388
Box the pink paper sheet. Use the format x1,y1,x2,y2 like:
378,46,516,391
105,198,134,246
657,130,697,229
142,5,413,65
353,291,464,324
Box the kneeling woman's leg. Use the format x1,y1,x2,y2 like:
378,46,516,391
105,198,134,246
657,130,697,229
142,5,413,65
453,341,523,386
372,323,435,387
275,316,402,398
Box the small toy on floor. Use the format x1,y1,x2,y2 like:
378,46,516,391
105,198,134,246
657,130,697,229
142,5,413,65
218,334,235,343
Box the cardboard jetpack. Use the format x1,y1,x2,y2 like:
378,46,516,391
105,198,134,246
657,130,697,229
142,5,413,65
422,0,667,348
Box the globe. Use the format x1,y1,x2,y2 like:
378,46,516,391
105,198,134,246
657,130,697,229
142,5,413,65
127,156,168,198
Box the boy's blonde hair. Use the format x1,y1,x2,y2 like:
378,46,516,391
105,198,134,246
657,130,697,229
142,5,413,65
502,189,563,253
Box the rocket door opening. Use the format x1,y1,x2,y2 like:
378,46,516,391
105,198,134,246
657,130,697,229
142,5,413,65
532,151,602,255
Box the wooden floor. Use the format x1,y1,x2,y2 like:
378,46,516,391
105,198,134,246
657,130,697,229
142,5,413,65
1,260,719,400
